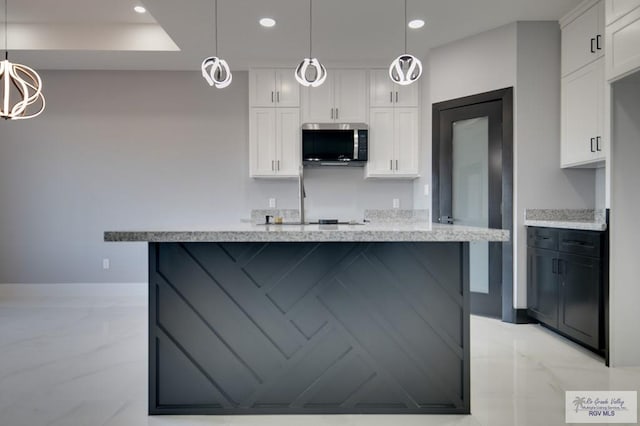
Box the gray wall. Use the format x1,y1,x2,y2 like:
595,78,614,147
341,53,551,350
610,77,640,366
425,22,596,310
514,22,595,308
0,70,413,283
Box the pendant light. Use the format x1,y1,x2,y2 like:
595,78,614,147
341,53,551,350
0,0,45,120
201,0,232,89
295,0,327,88
388,0,422,86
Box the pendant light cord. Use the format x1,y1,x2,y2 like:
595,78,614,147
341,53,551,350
404,0,407,54
309,0,312,58
4,0,8,60
214,0,218,56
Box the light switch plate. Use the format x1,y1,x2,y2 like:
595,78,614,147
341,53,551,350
268,198,276,208
393,199,400,209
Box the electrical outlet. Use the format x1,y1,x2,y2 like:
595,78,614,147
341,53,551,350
269,198,277,208
424,184,430,196
393,198,400,209
102,258,110,270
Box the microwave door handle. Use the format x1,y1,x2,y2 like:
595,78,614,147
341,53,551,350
353,130,359,160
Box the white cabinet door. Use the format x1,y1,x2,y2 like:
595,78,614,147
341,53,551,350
395,84,419,108
367,108,395,176
275,70,299,107
250,69,277,107
334,69,368,122
250,108,277,177
562,59,605,167
370,69,419,108
370,69,394,107
606,0,640,24
562,2,604,76
606,6,640,81
301,73,335,123
394,108,419,176
275,108,301,176
302,69,368,122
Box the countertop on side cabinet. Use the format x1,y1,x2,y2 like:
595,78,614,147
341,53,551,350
104,223,509,243
524,219,606,231
524,209,607,231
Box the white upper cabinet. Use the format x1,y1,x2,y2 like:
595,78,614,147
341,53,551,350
605,0,640,24
561,0,605,76
369,69,419,108
367,108,396,175
250,108,278,176
250,108,300,178
366,108,419,178
250,69,300,107
394,108,420,176
249,68,301,178
302,69,368,123
606,3,640,81
561,59,606,167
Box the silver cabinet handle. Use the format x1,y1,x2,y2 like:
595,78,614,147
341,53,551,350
590,138,596,153
591,38,596,53
336,108,339,120
271,91,274,103
272,160,275,171
396,92,399,103
390,160,393,171
596,34,602,51
596,136,602,152
390,91,393,103
277,91,280,103
277,160,280,171
331,108,334,119
396,160,399,170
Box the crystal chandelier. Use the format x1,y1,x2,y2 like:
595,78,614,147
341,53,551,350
388,0,422,86
295,0,327,87
0,0,45,120
201,0,232,89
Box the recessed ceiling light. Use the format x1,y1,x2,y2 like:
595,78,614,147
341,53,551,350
134,6,147,14
259,17,276,28
408,19,425,29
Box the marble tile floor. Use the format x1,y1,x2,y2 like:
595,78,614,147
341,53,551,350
0,292,638,426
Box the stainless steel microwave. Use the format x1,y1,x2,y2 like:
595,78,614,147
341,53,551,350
302,123,368,166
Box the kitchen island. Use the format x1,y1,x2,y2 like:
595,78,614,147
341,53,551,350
105,223,508,415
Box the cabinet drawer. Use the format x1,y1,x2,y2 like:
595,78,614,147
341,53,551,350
558,230,602,257
527,227,558,250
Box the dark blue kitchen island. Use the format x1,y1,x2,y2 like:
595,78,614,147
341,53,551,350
105,223,508,415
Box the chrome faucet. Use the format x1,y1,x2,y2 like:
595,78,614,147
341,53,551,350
298,165,306,225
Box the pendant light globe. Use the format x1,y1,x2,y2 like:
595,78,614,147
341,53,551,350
295,58,327,88
388,54,422,86
295,0,327,88
388,0,422,86
201,56,232,89
0,59,46,120
201,0,232,89
1,0,45,120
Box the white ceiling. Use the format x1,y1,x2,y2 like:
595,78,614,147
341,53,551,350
3,0,583,71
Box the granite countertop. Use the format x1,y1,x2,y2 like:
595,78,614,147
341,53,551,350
104,223,509,243
524,209,607,231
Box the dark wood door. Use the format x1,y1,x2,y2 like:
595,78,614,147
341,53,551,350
527,248,559,328
435,101,503,318
558,253,601,349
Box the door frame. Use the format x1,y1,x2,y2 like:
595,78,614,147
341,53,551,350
432,87,517,323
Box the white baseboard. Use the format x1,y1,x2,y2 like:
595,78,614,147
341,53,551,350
0,283,147,307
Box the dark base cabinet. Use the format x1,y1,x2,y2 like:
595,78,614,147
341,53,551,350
149,241,471,415
527,227,604,354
